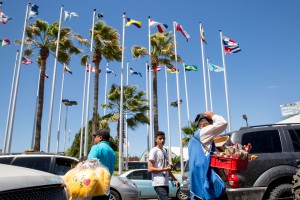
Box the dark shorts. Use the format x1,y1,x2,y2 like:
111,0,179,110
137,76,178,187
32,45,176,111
92,195,109,200
154,186,169,200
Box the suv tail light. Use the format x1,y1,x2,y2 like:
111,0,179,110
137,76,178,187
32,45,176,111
226,170,239,188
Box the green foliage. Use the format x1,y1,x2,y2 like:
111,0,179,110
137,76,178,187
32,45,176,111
181,123,198,146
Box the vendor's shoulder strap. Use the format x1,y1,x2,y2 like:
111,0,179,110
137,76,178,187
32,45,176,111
192,135,211,153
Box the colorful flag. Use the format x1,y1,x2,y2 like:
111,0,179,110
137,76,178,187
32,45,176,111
200,23,207,44
176,23,190,41
21,57,33,65
147,65,161,72
106,67,116,76
0,38,10,47
166,65,179,73
129,67,142,77
222,36,241,54
64,11,79,21
86,65,101,74
64,66,73,74
0,12,12,24
126,18,142,28
44,73,49,79
149,19,168,33
209,63,224,72
185,65,198,71
28,4,39,19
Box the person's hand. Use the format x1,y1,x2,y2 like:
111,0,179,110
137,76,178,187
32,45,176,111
164,165,172,171
204,111,214,120
174,180,180,188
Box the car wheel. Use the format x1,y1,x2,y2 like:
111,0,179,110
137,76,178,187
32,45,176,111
269,183,293,199
176,189,189,200
293,164,300,200
109,189,121,200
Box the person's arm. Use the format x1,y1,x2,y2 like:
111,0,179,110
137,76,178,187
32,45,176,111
148,159,172,173
169,171,180,187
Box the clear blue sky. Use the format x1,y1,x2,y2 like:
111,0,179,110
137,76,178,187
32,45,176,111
1,0,300,157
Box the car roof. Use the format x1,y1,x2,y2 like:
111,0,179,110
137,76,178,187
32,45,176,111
0,164,63,191
120,169,147,177
0,152,79,161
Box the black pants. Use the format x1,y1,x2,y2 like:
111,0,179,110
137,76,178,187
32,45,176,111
92,195,109,200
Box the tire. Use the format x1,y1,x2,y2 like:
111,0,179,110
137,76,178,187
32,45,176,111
293,165,300,200
109,190,120,200
269,183,293,200
176,189,189,200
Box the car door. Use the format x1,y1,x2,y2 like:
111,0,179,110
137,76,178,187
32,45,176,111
127,170,154,198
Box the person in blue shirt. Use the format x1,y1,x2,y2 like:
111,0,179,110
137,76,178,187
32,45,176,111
88,129,117,200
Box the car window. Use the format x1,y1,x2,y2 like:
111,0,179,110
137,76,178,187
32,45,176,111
0,157,14,164
288,129,300,152
127,170,150,180
241,130,282,153
12,157,51,172
54,157,78,175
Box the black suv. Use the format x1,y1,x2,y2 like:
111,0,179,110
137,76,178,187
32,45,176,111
181,123,300,200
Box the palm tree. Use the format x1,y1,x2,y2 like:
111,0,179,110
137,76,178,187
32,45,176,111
131,32,182,134
80,21,122,133
101,84,149,147
15,19,82,151
181,123,198,146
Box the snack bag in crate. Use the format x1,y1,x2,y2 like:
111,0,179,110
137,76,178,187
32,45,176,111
64,158,110,200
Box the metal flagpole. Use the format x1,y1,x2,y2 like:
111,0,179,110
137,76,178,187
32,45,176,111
31,68,41,149
200,22,208,111
125,61,129,170
64,105,69,152
118,13,126,175
206,58,213,111
164,66,172,164
46,5,64,152
79,63,87,158
182,62,191,125
55,64,66,153
145,62,150,157
148,16,153,149
3,50,19,153
103,63,109,116
6,3,30,153
84,9,96,156
219,30,232,131
173,20,184,176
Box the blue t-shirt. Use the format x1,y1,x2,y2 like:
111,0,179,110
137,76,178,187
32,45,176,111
88,141,116,176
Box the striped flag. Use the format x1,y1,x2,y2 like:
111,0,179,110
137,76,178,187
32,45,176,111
222,36,241,54
149,19,168,33
176,23,190,41
129,67,142,77
86,65,101,74
126,17,142,28
166,65,179,73
64,66,73,74
28,4,39,19
200,23,207,44
21,57,33,65
0,38,10,47
209,63,224,72
106,67,116,76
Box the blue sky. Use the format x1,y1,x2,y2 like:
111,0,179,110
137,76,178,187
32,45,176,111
1,0,300,157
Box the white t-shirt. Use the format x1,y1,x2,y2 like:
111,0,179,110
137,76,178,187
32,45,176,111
148,146,169,186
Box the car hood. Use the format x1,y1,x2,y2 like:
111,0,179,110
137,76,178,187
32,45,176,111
0,164,63,191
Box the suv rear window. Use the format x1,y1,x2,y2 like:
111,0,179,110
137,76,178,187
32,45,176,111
12,157,51,172
242,130,282,153
288,129,300,152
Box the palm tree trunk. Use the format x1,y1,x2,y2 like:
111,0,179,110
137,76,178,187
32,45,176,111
92,63,100,133
153,70,159,135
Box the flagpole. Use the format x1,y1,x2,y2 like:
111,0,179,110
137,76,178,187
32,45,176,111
148,16,153,149
182,62,190,124
200,22,208,111
55,64,66,153
46,5,64,152
103,63,109,116
207,58,213,111
219,30,232,131
3,50,19,153
6,3,30,153
164,66,172,164
84,9,96,156
31,68,41,149
173,20,184,176
79,63,87,158
125,61,129,170
145,62,150,157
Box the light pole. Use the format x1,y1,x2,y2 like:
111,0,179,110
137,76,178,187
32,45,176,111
242,114,249,127
62,99,77,152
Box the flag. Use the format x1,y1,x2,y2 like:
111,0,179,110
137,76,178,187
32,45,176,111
28,4,39,19
0,12,12,24
147,65,161,72
176,23,190,41
97,13,103,19
149,19,168,33
126,18,142,28
129,67,142,77
64,66,73,74
0,38,10,47
64,11,78,21
21,56,33,65
209,63,224,72
185,65,198,71
86,65,101,74
44,73,49,79
222,36,241,54
200,23,207,44
106,67,116,76
166,65,179,73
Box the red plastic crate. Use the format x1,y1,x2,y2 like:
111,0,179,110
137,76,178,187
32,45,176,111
210,155,248,171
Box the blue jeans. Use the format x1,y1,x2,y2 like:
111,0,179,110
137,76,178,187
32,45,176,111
154,186,169,200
